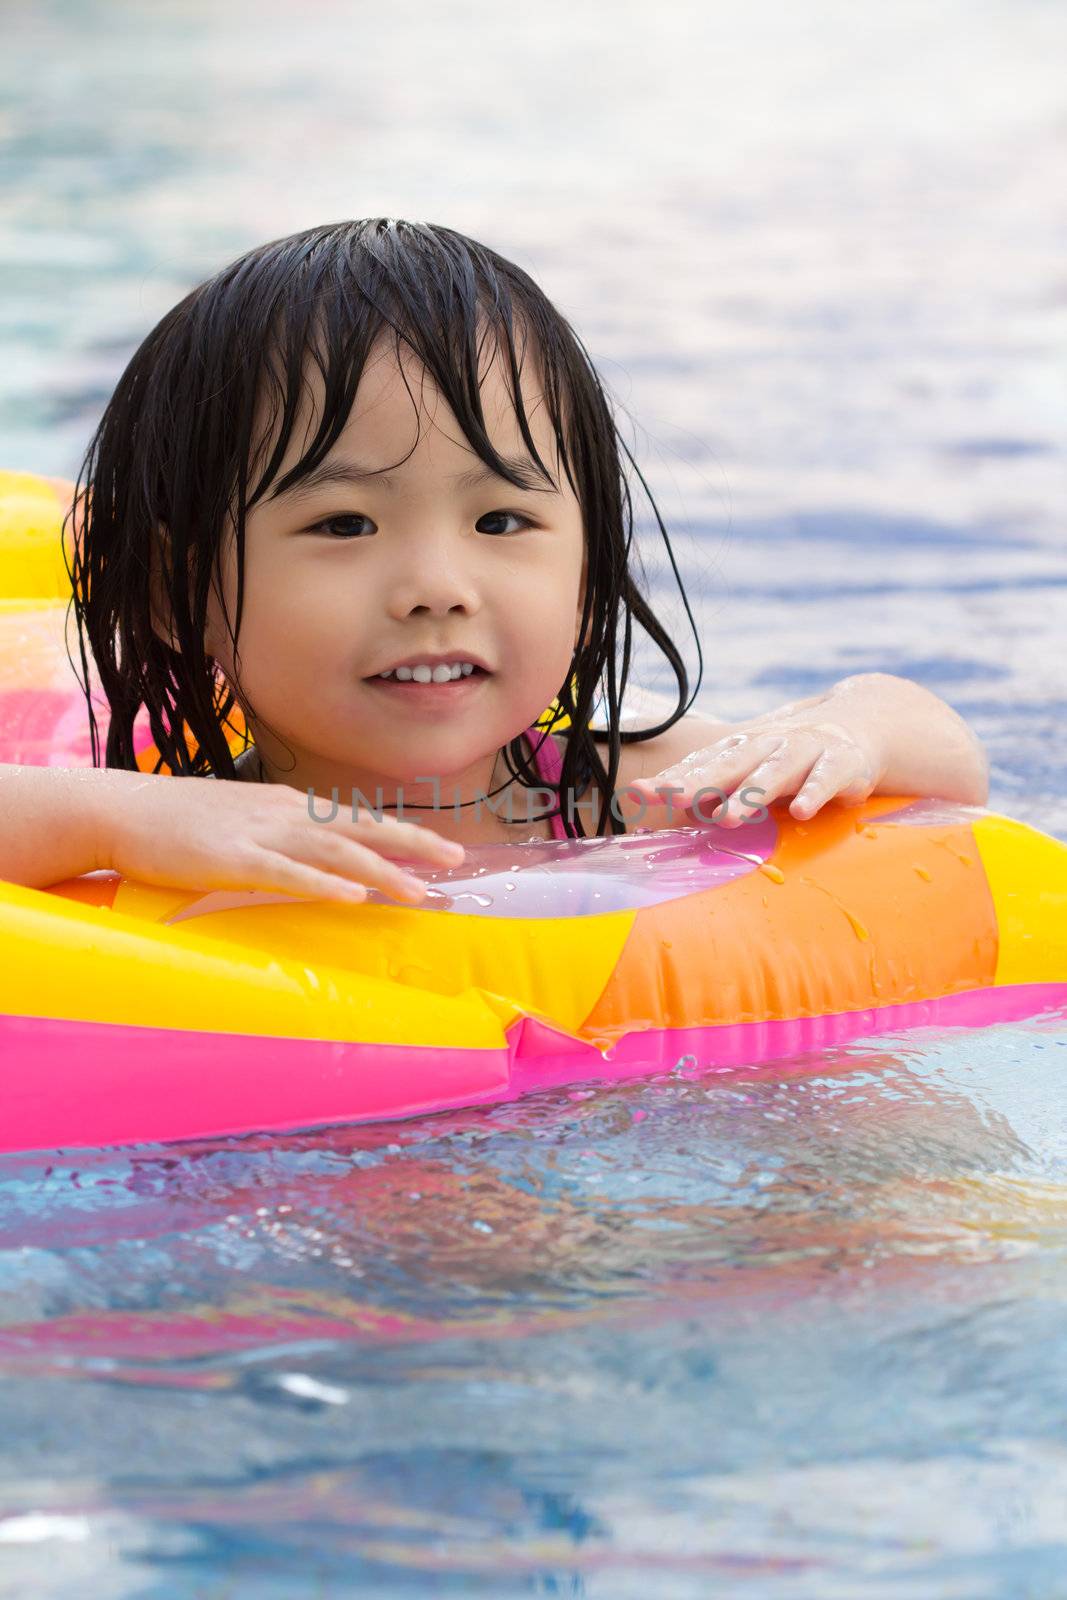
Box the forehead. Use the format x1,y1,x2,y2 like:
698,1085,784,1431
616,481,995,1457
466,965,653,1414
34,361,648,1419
252,323,567,492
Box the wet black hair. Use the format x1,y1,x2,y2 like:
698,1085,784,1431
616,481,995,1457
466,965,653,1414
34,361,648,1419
65,217,703,836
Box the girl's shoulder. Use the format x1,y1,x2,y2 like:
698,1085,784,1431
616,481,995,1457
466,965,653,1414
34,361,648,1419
585,700,735,833
615,708,733,788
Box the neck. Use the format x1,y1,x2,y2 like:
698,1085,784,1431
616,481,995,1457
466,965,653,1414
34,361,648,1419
238,731,558,846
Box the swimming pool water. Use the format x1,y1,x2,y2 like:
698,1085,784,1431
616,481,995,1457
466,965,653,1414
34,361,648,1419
3,0,1067,1593
4,1023,1067,1596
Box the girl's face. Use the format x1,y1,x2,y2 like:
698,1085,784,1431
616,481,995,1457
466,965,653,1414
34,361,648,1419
203,332,587,805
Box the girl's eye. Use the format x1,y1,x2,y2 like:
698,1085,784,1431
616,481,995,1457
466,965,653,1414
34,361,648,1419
477,510,534,536
308,510,534,539
310,514,373,539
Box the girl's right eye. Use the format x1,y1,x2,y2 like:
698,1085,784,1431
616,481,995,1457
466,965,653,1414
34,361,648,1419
308,514,373,539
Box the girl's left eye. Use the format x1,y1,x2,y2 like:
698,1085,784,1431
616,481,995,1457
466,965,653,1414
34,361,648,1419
309,514,373,539
477,510,534,536
307,510,534,540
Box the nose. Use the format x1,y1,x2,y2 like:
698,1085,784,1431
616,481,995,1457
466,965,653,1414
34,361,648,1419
384,538,482,621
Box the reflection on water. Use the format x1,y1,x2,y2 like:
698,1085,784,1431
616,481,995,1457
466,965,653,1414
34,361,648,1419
2,0,1067,1592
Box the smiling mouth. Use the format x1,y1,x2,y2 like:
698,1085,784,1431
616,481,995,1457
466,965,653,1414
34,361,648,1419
364,666,491,688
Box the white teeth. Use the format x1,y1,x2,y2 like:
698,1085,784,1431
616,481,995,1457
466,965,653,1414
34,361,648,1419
378,661,479,682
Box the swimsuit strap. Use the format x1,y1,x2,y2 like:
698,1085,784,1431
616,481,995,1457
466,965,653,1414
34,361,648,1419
521,725,569,840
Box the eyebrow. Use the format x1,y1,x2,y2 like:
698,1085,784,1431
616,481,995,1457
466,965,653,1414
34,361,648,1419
270,453,560,502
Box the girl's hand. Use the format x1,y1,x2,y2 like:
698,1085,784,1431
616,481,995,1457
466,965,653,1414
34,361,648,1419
628,672,990,828
95,773,465,903
630,715,885,831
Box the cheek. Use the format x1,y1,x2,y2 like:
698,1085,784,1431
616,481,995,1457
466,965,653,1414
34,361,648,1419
512,553,583,643
510,591,576,677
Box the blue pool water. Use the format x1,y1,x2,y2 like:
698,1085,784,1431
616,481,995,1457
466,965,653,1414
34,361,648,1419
2,0,1067,1593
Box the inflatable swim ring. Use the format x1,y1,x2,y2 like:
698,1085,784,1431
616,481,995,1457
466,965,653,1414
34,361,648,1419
3,468,1067,1155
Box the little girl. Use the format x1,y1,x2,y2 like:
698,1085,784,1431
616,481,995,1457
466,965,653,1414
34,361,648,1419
0,218,989,904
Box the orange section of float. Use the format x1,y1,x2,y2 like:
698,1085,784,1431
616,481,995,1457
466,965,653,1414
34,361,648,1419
581,796,999,1037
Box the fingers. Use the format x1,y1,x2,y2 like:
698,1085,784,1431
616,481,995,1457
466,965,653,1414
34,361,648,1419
243,834,435,905
732,738,872,823
265,818,461,904
714,737,814,828
342,812,465,867
631,726,877,829
632,732,791,831
288,789,464,867
239,789,467,903
238,847,374,904
632,732,785,803
790,744,875,818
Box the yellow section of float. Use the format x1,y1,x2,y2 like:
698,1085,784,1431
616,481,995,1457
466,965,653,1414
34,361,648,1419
108,880,636,1037
0,471,73,600
972,814,1067,987
0,874,510,1047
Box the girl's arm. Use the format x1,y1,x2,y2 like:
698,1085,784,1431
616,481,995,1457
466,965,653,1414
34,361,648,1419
0,762,465,900
0,764,117,888
742,672,990,804
630,672,990,828
845,674,982,800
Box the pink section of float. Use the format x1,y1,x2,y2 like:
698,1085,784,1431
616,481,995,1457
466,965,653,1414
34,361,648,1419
4,982,1066,1154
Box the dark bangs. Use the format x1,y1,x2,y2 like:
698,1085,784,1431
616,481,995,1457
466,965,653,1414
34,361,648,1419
65,217,703,835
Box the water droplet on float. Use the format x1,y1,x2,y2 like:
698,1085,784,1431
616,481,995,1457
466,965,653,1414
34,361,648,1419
759,863,785,884
934,840,974,868
914,864,933,882
799,876,869,941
